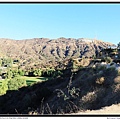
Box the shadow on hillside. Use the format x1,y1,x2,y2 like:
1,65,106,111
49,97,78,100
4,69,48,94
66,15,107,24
0,68,72,114
80,67,120,111
39,67,120,114
0,66,120,115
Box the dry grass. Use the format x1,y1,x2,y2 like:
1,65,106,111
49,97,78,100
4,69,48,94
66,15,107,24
96,77,105,84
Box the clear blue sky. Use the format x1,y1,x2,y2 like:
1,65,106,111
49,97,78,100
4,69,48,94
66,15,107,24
0,3,120,45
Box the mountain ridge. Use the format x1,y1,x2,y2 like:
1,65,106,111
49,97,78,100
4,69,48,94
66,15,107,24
0,37,115,69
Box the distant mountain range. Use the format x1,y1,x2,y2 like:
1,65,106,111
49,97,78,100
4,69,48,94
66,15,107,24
0,38,115,68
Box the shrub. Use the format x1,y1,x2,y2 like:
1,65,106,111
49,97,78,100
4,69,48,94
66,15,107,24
33,69,42,77
114,84,120,92
96,77,105,84
81,91,97,103
106,67,116,72
18,69,25,76
104,57,112,63
117,70,120,76
42,69,63,78
46,68,55,77
6,69,13,79
55,74,80,101
0,80,8,95
7,77,27,90
53,70,63,78
97,65,106,71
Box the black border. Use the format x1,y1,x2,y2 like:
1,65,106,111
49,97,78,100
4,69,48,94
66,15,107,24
0,1,120,117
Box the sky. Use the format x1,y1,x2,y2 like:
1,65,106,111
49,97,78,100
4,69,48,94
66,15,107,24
0,3,120,45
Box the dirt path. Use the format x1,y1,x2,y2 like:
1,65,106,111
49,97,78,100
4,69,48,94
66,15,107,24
71,103,120,115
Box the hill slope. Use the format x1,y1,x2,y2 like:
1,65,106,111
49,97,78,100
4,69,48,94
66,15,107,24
0,65,120,114
0,38,115,68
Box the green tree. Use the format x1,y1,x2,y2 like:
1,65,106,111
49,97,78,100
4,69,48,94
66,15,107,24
33,70,38,76
53,70,63,78
0,69,2,76
2,57,13,67
24,71,29,76
0,59,2,67
7,58,13,67
105,57,112,63
18,69,25,76
46,68,55,77
6,69,13,79
33,69,42,77
7,77,26,90
12,69,19,78
117,42,120,49
0,80,8,95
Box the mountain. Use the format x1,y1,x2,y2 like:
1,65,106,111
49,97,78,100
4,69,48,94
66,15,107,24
0,38,115,68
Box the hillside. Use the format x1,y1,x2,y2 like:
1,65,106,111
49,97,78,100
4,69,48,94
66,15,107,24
0,62,120,114
0,38,118,115
0,38,115,69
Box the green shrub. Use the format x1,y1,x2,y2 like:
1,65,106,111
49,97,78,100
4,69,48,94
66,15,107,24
97,65,106,71
46,68,55,77
18,69,25,76
5,68,21,79
7,77,27,90
106,67,116,72
104,57,112,63
0,80,8,95
6,69,13,79
33,69,42,77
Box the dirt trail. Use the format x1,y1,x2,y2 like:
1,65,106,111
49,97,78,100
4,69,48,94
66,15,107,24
71,103,120,115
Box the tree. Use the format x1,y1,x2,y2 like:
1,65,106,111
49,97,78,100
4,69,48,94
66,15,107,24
12,69,19,78
6,69,13,79
7,77,27,90
2,57,13,67
0,59,2,67
18,69,25,76
117,42,120,49
105,57,112,63
0,80,8,95
46,68,55,77
33,69,42,77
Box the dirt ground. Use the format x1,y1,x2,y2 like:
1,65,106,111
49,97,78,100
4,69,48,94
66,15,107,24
71,103,120,115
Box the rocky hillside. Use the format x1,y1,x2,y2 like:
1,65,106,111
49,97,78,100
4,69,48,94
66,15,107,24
0,38,115,68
